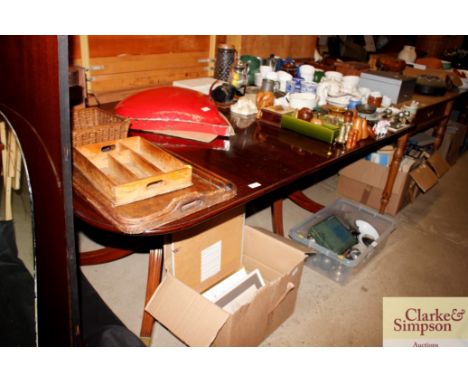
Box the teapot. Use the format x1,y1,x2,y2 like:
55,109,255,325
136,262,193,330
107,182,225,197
280,57,298,76
265,53,281,71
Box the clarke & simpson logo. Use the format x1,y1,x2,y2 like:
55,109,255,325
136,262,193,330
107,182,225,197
383,298,468,347
393,307,465,336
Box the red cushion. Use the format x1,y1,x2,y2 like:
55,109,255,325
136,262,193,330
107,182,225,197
115,86,231,136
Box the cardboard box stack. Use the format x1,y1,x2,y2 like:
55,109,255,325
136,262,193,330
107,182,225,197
337,145,450,215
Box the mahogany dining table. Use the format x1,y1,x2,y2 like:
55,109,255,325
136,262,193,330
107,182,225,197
74,90,464,344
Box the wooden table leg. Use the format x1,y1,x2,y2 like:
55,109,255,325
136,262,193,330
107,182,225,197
79,247,135,266
272,198,284,236
288,190,324,213
272,191,324,236
140,248,163,346
380,133,409,214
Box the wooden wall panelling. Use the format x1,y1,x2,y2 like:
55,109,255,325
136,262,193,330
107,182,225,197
239,35,317,59
71,36,212,102
70,35,211,59
74,51,209,76
89,66,209,93
208,35,217,76
226,36,243,53
70,35,317,102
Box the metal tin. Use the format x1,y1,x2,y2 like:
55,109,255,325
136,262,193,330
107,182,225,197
215,44,236,82
358,70,416,104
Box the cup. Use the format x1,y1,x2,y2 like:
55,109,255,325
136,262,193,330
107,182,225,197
285,80,296,93
368,91,383,107
381,95,392,108
342,75,360,88
300,65,315,82
261,78,279,93
288,93,317,109
301,81,317,94
347,97,361,110
277,70,293,92
254,72,263,87
293,77,303,93
324,71,343,82
266,71,279,81
260,65,273,77
313,69,325,83
358,87,371,100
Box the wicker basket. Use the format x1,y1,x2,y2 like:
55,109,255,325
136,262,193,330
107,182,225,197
72,107,130,147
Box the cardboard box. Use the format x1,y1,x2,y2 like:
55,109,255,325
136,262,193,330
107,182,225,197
426,151,450,178
440,121,467,165
164,208,244,293
409,162,438,193
146,224,307,346
337,159,412,216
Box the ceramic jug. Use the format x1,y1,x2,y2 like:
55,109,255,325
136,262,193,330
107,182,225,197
398,45,417,63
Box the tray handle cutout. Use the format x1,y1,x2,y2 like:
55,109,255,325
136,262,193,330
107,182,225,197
146,179,164,189
101,144,116,152
180,198,203,212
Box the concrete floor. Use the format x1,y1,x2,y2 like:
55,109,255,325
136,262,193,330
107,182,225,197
78,152,468,346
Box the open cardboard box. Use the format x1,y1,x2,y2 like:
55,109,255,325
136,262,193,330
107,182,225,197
338,150,449,214
337,158,412,216
145,211,308,347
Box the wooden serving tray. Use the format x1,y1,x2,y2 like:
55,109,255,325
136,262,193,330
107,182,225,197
73,164,236,234
73,136,192,206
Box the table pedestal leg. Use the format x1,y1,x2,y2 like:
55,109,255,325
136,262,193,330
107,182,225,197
380,133,409,214
288,191,324,213
79,247,135,265
272,199,284,236
272,191,324,236
139,248,163,346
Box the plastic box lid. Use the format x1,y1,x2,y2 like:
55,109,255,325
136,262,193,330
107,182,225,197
360,70,416,85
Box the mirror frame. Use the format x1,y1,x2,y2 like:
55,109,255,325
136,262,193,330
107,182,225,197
0,35,80,345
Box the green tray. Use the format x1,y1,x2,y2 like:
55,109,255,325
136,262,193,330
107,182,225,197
281,115,340,144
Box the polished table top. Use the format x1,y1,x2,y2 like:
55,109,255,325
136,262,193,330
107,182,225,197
74,112,413,236
74,90,464,236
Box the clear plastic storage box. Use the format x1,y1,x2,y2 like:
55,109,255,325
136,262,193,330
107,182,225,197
289,199,396,284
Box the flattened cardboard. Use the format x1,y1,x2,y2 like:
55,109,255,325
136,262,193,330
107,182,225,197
409,163,438,192
146,224,306,347
426,151,450,178
145,273,229,347
337,159,410,215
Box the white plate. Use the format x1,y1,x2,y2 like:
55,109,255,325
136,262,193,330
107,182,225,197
355,219,379,240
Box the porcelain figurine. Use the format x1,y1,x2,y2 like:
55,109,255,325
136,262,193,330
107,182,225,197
398,45,417,63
